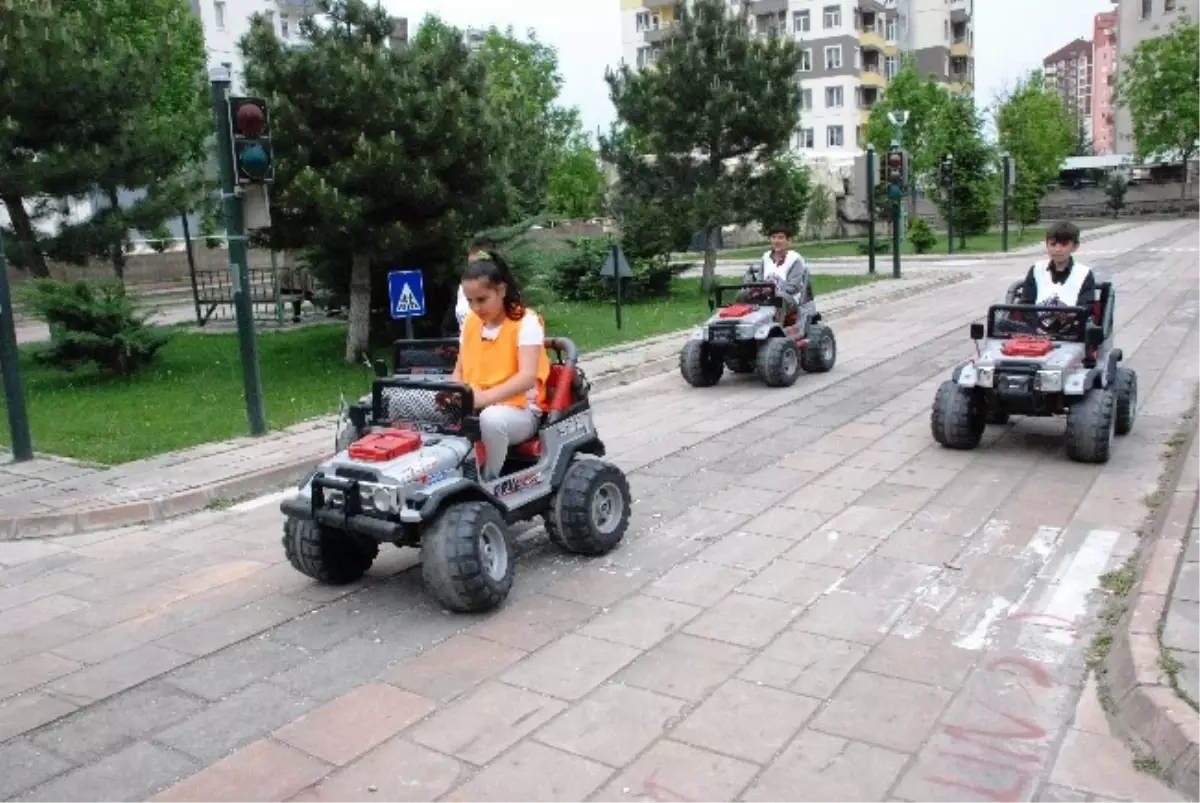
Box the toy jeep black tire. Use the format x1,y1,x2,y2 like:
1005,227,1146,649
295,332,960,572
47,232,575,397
801,324,837,373
546,460,631,556
421,501,514,613
1113,367,1137,436
755,337,802,387
680,341,724,387
931,380,984,450
283,517,378,585
1065,388,1116,464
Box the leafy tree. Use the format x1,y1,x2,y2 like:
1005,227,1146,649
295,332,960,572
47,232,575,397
547,137,608,219
804,184,833,239
996,71,1075,230
241,1,512,362
1105,172,1128,217
1116,16,1199,197
924,94,997,248
741,154,812,238
864,56,947,212
476,27,583,217
600,0,805,289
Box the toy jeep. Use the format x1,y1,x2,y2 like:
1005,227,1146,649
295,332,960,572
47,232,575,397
679,266,836,388
931,280,1136,464
280,337,632,613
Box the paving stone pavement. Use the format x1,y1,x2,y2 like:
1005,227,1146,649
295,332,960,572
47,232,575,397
1162,508,1199,706
0,219,1195,801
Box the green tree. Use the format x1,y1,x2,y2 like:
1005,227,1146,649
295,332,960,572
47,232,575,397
864,55,947,212
241,1,511,362
996,71,1075,230
1105,172,1129,217
741,153,812,238
547,136,608,219
476,27,583,217
1116,16,1199,197
925,94,997,247
600,0,805,288
804,184,833,239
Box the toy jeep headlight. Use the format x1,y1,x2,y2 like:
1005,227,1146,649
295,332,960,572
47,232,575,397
358,483,401,513
1036,371,1063,392
690,328,706,341
976,367,994,388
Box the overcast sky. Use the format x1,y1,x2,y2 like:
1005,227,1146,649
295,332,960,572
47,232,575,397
386,0,1115,136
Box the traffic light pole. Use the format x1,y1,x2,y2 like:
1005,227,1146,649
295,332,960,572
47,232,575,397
0,235,33,461
892,196,902,279
210,69,267,436
866,145,876,276
1001,154,1011,252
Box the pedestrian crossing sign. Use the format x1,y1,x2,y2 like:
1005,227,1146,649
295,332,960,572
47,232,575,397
387,270,426,320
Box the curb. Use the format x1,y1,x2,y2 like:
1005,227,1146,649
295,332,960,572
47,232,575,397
1105,423,1200,798
0,272,963,541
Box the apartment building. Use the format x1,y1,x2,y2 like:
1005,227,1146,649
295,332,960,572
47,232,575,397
618,0,974,164
1092,10,1119,155
1114,0,1199,154
1042,38,1093,144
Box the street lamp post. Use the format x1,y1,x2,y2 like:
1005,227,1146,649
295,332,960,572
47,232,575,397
887,110,909,276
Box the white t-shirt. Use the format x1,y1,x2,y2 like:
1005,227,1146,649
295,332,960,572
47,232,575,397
458,309,546,411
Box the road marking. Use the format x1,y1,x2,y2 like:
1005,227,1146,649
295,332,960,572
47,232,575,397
1039,528,1121,638
229,489,291,513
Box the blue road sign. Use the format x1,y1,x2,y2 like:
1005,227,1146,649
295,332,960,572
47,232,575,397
387,270,426,320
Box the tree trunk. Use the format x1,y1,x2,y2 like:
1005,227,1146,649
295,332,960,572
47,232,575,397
701,225,718,291
344,253,371,364
105,186,125,283
1,194,49,277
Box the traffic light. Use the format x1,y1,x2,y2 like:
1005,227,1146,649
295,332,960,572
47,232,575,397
939,155,954,189
886,147,907,199
227,96,274,185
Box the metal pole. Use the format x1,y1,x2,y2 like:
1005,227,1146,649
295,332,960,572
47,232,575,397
947,157,955,256
182,212,204,326
0,235,33,461
866,144,876,276
210,68,267,436
1002,155,1011,252
892,197,902,279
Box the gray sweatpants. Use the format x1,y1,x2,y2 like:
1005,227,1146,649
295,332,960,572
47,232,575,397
479,405,540,479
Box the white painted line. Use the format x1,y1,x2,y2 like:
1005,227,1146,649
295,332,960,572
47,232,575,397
1040,529,1122,633
229,489,291,513
955,595,1012,650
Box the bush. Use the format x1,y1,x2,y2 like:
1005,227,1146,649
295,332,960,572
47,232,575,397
20,279,171,376
545,237,686,302
856,239,891,255
908,217,938,254
147,223,172,253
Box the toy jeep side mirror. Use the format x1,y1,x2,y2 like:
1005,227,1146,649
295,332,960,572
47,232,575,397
1085,323,1104,347
708,297,716,312
372,359,388,378
970,323,985,340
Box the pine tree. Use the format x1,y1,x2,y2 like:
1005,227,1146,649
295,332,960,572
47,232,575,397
600,0,806,288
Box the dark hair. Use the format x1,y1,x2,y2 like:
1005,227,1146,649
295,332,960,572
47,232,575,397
1045,220,1081,245
768,223,791,237
463,252,525,321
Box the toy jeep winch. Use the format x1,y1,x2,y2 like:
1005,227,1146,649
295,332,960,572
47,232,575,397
931,280,1136,464
279,337,632,613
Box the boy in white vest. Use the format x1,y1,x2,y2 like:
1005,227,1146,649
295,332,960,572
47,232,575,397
737,224,808,318
1016,220,1096,309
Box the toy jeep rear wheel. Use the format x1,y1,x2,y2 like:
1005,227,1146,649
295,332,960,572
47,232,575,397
755,337,802,387
931,380,984,450
1065,388,1116,464
545,460,631,556
283,517,378,585
801,325,837,373
1113,367,1137,436
421,501,514,613
680,340,723,387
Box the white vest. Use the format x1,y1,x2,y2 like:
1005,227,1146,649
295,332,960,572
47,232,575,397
760,250,803,284
1032,259,1091,307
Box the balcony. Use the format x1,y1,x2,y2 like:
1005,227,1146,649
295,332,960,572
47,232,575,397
644,0,673,8
950,40,972,57
643,23,673,43
860,28,887,50
858,0,887,12
859,65,887,88
950,0,972,21
750,0,788,14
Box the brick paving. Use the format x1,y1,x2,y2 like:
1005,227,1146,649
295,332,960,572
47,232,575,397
1163,508,1199,706
0,219,1195,801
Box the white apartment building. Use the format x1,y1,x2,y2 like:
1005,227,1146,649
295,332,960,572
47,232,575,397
619,0,974,167
1113,0,1199,154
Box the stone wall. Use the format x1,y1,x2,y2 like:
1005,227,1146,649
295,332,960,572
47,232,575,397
5,246,286,290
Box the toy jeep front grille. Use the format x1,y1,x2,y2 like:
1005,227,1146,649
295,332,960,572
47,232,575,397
708,321,738,344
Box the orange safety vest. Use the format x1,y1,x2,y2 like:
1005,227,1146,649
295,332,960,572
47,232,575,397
460,310,551,410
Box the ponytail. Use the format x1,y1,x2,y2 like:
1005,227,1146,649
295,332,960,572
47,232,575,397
463,251,525,321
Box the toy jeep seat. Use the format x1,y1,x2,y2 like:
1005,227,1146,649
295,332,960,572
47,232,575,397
508,339,586,460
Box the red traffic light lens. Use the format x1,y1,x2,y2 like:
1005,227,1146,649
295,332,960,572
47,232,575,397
235,102,267,137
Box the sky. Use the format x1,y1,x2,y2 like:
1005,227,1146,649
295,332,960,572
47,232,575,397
386,0,1115,135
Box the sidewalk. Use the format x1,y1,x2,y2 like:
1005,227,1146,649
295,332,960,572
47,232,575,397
1104,425,1199,799
0,271,966,540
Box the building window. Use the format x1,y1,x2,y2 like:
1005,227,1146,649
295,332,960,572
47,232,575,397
280,14,290,37
824,44,842,69
944,19,949,39
793,10,810,32
797,128,815,149
885,18,897,42
827,125,844,147
825,86,844,107
635,11,650,31
637,46,663,67
799,49,813,71
823,5,841,28
1165,0,1176,9
1141,0,1152,16
885,55,899,78
800,88,813,110
213,0,225,28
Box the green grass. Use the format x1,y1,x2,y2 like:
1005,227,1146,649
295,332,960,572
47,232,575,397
1,274,877,464
678,220,1110,262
